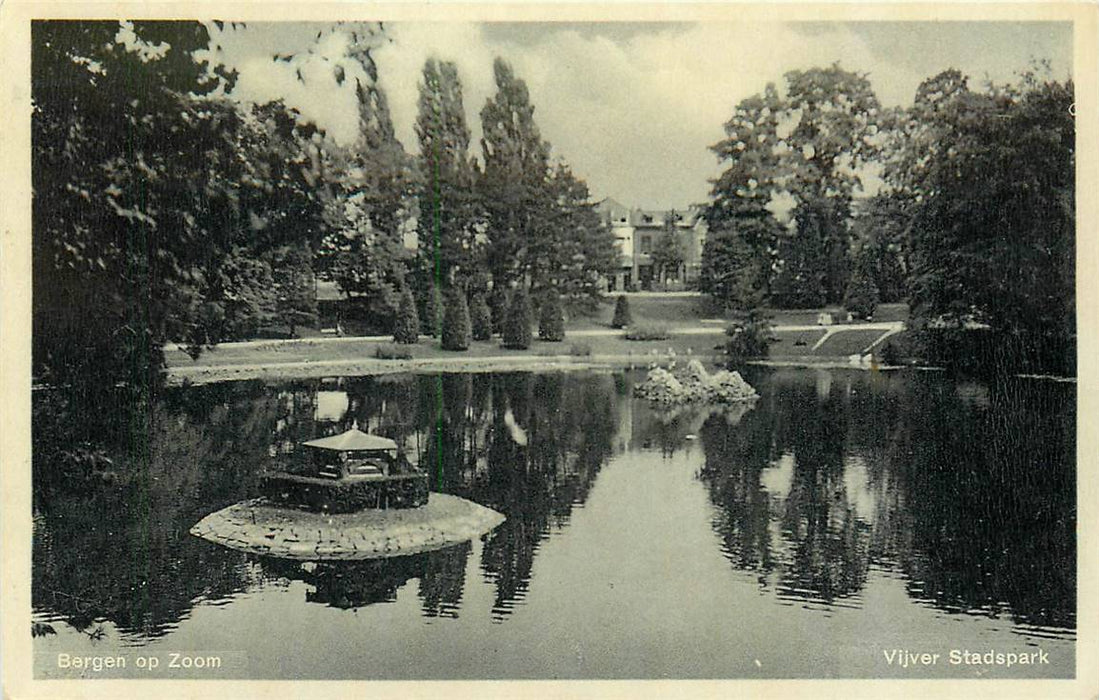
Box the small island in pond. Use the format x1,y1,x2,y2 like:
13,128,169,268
190,427,505,560
635,359,759,404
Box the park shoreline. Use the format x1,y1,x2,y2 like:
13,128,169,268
164,350,908,386
166,353,685,385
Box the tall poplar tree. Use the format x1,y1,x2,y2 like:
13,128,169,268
478,58,551,290
415,58,482,292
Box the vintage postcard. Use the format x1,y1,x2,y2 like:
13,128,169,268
1,2,1096,698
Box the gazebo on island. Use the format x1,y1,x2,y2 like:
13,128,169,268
261,426,429,513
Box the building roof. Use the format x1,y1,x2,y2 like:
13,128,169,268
302,428,398,452
596,199,709,230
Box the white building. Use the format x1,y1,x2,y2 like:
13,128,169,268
594,198,708,291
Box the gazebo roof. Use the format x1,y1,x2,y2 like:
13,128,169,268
301,428,398,452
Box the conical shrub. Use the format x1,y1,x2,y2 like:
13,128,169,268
538,287,566,341
503,287,532,350
393,285,420,344
470,292,492,341
441,289,472,351
611,294,632,328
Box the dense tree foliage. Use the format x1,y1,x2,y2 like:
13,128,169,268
843,250,880,320
651,213,686,288
700,227,768,312
32,21,326,389
885,69,1075,372
478,58,552,290
541,164,618,311
705,60,1073,373
478,59,615,310
708,65,882,309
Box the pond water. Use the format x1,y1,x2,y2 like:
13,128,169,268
31,367,1076,679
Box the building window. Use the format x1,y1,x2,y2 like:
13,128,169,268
639,235,652,254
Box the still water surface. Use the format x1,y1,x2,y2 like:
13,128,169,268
32,368,1075,678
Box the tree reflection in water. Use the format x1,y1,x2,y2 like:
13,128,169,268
33,371,619,635
696,368,1075,630
32,368,1074,641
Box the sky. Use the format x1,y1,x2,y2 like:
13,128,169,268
207,21,1072,210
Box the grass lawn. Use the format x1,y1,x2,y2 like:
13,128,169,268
166,329,732,371
570,293,713,330
166,296,911,378
768,329,827,356
814,329,894,356
573,296,910,330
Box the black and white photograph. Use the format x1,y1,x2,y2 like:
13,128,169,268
2,2,1096,697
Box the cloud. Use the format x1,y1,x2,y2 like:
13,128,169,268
376,22,885,208
216,21,1071,210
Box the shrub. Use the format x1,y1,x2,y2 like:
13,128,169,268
725,309,772,361
611,295,632,328
392,285,420,345
879,339,901,366
470,292,492,341
538,287,566,341
503,287,533,349
624,324,670,341
374,344,413,360
441,289,472,351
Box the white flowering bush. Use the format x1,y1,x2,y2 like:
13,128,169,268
635,359,758,404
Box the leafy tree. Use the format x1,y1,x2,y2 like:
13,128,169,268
470,292,493,340
770,203,829,309
315,29,417,329
538,287,565,342
887,68,1075,372
611,295,632,329
441,288,472,351
418,283,443,337
709,85,784,227
700,227,769,312
708,85,785,300
478,58,552,289
843,250,880,320
848,194,909,303
651,212,685,288
489,285,509,336
267,243,318,336
31,21,326,389
781,65,882,303
393,284,420,344
502,287,533,350
707,65,883,308
541,164,617,311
